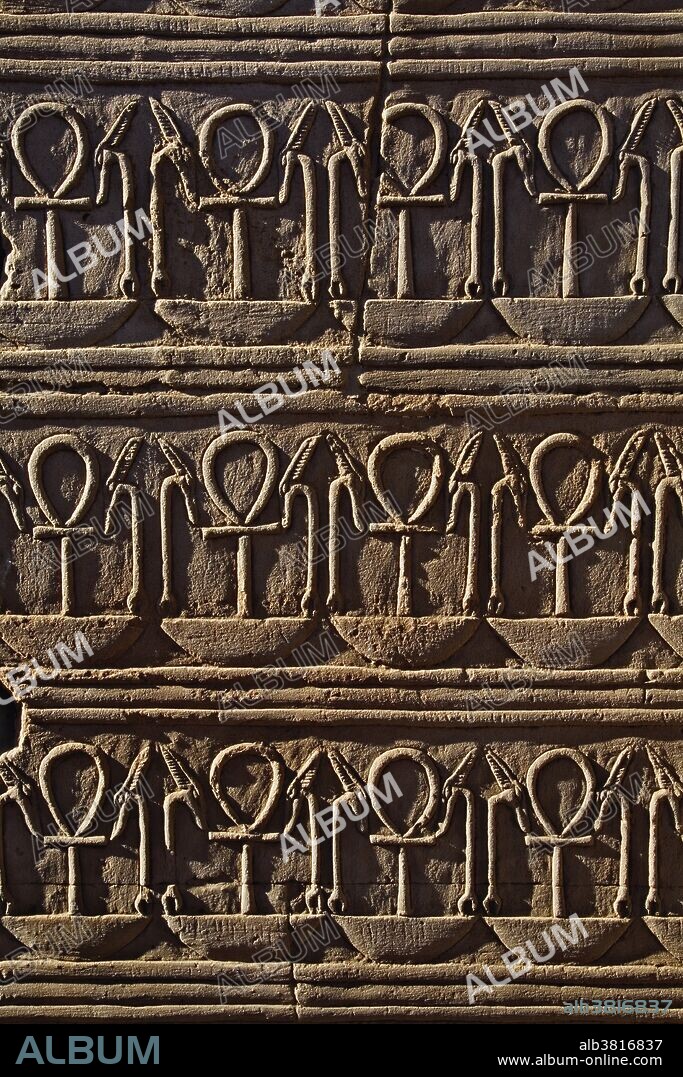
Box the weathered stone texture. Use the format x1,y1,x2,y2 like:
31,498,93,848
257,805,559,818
0,0,682,1024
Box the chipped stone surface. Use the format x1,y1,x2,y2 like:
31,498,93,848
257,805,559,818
0,0,682,1024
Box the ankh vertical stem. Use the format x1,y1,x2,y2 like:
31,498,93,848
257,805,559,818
562,202,579,299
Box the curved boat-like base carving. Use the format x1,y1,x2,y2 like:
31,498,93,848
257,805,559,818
643,917,683,961
161,616,317,664
660,295,683,328
155,299,315,345
331,614,480,669
2,914,150,960
0,614,144,664
492,296,649,345
485,917,630,964
487,616,640,668
164,914,290,960
335,915,476,963
648,614,683,657
363,299,483,347
289,913,348,959
0,300,137,347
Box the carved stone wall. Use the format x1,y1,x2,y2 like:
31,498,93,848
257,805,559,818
0,0,682,1024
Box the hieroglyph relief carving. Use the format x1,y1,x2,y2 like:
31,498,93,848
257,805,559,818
2,3,683,1025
